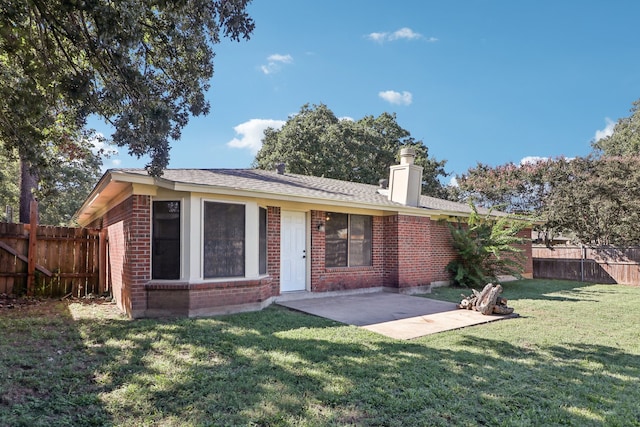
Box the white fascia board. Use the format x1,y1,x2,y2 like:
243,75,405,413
73,173,117,225
109,170,157,185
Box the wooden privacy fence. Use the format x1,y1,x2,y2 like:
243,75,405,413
533,245,640,285
0,221,103,297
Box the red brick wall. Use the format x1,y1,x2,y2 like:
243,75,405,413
102,198,131,315
383,215,399,286
102,195,151,318
106,221,126,313
267,206,281,296
384,215,434,288
427,220,457,283
383,216,457,287
127,195,151,316
516,228,533,276
145,278,273,317
309,212,459,292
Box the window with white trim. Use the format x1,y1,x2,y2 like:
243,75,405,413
203,202,245,278
152,201,181,279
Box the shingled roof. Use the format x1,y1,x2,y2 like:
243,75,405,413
113,168,485,216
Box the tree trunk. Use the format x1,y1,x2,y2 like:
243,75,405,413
458,283,514,315
19,157,38,224
475,283,502,315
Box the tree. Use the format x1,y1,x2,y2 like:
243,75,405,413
253,103,448,196
455,159,553,214
592,99,640,157
37,138,105,226
1,0,255,221
0,145,19,222
446,203,529,287
544,156,640,245
0,138,104,226
456,156,640,245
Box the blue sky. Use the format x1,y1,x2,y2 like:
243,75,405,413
93,0,640,184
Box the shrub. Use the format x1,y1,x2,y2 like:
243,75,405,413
446,203,529,287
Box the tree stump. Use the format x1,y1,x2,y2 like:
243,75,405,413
458,283,514,315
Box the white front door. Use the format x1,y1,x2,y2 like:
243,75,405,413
280,211,307,292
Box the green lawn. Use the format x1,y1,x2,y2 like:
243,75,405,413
1,279,639,426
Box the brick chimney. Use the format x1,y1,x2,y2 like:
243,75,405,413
388,147,423,207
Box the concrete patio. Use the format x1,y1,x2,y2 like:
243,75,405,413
277,291,518,339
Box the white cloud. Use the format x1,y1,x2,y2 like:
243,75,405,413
594,117,616,141
260,53,293,75
87,132,121,170
227,119,286,154
89,133,117,155
520,156,548,165
367,27,436,43
367,31,388,42
389,27,423,41
378,90,413,106
448,176,459,187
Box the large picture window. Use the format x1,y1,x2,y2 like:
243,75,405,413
203,202,245,278
152,201,181,280
325,212,372,267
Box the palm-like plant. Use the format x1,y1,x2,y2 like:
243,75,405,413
446,203,529,287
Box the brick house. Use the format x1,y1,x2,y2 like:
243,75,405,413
75,149,533,318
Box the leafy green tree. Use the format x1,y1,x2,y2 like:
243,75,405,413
446,204,529,287
456,155,640,245
544,156,640,245
592,100,640,157
254,103,448,196
0,145,19,222
455,159,553,214
38,140,105,226
1,0,254,221
0,138,103,226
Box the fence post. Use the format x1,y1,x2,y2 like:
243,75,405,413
580,245,586,282
26,200,38,296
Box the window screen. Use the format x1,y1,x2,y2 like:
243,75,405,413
325,212,372,267
325,212,349,267
259,207,267,275
203,202,245,278
152,201,181,279
349,215,372,266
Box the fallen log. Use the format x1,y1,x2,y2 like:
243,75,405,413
458,283,514,315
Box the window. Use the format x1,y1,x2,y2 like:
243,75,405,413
152,201,181,279
259,207,267,275
349,214,373,266
325,212,372,267
203,202,245,278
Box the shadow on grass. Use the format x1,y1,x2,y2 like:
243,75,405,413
0,301,113,426
74,304,639,426
2,284,639,426
429,279,611,305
